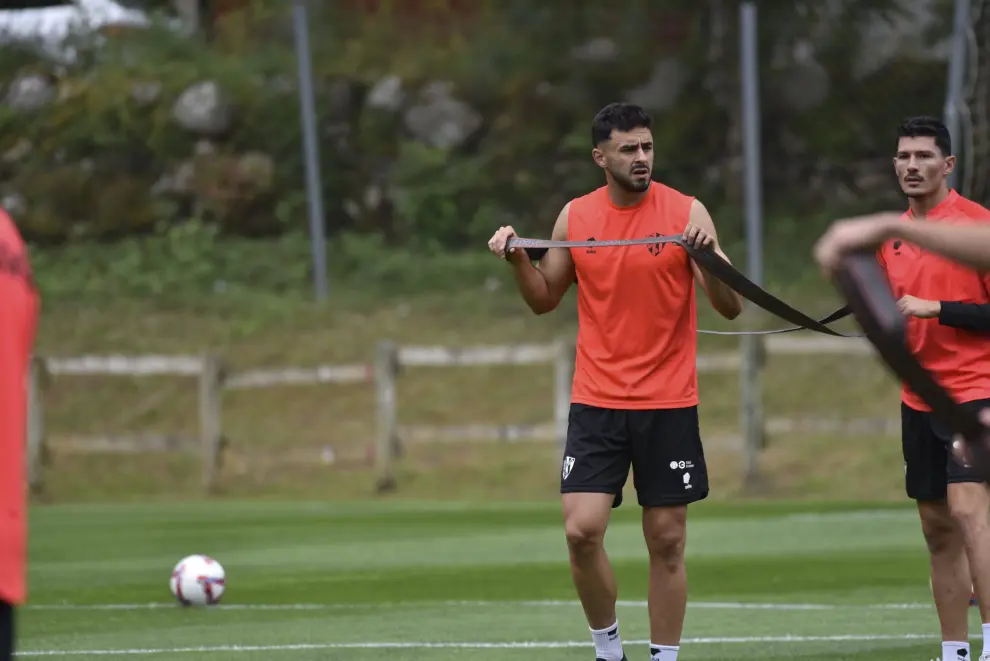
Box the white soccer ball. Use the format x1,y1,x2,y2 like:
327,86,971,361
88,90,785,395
170,555,225,606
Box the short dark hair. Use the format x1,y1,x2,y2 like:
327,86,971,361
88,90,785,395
897,116,952,156
592,102,652,148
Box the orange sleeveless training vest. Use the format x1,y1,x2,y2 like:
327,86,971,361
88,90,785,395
567,182,698,409
877,189,990,411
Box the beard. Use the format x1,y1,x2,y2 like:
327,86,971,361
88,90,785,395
609,166,651,192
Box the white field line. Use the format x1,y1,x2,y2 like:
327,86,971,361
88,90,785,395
23,599,932,611
16,633,963,656
781,510,915,522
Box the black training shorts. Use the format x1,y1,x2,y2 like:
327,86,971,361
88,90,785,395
902,397,990,501
559,402,709,508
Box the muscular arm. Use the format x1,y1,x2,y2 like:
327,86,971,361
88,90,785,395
509,203,576,315
687,200,743,320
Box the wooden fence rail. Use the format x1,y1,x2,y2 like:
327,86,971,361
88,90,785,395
26,335,881,495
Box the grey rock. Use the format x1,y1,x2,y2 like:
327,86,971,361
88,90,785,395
403,81,482,150
626,59,686,111
569,38,618,63
367,75,404,111
5,74,54,112
172,81,232,136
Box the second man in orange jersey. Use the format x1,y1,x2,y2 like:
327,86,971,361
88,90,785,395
874,116,990,661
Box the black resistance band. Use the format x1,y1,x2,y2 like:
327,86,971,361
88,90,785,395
505,235,858,337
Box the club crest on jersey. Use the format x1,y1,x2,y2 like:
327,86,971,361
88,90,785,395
646,232,665,256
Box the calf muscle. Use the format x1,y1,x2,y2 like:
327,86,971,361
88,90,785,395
948,482,990,622
920,500,971,642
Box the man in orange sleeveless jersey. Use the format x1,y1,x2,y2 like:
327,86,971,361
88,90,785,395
865,116,990,661
0,209,38,661
488,103,742,661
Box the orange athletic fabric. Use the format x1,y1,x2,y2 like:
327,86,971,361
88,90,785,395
877,189,990,412
567,182,698,409
0,210,38,606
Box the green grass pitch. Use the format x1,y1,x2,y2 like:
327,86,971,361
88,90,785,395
19,499,983,660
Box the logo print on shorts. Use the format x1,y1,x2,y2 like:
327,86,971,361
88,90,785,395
562,455,575,480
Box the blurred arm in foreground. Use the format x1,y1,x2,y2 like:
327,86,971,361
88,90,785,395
814,212,990,274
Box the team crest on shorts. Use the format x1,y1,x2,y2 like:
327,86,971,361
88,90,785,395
562,455,575,480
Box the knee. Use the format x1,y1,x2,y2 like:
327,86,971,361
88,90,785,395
645,528,685,569
920,506,960,555
948,486,990,538
564,516,606,556
643,511,686,570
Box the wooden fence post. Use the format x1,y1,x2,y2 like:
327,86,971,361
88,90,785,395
553,339,575,450
740,334,766,492
198,352,224,493
374,341,399,493
26,356,47,495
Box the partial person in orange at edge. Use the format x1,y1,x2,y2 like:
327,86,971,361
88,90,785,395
865,116,990,661
0,207,39,661
487,102,742,661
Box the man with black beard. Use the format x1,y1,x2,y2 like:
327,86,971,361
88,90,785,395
488,102,741,661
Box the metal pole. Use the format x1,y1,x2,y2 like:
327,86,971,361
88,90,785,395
739,1,765,491
740,2,763,287
292,0,329,301
944,0,971,191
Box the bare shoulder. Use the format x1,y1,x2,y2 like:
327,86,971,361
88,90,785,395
688,198,718,232
550,201,571,240
538,202,576,294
